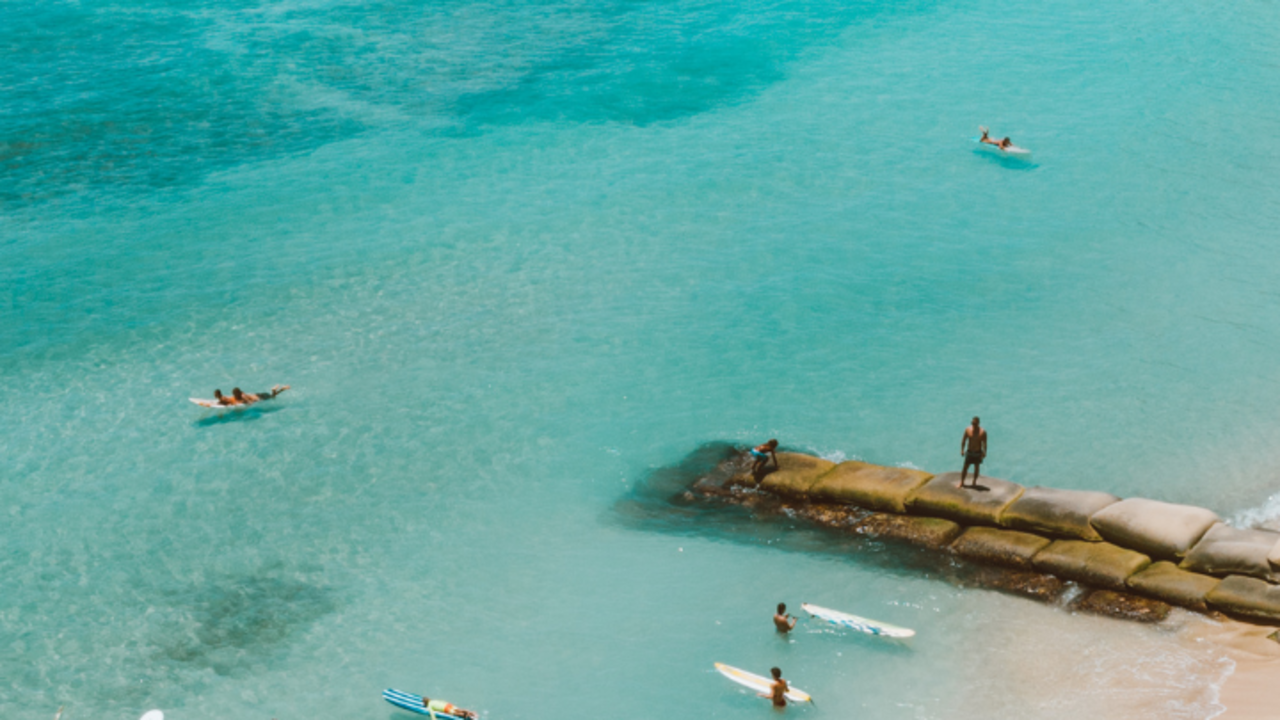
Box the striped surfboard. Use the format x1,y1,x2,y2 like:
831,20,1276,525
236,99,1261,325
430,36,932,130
383,688,470,720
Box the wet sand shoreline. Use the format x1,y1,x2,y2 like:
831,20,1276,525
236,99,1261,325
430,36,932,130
1187,618,1280,719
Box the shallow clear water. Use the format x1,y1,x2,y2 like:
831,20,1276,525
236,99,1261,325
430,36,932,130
4,0,1280,717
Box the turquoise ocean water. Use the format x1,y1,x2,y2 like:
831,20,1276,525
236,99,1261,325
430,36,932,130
4,0,1280,717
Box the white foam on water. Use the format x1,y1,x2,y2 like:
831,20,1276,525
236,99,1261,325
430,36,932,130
1229,491,1280,530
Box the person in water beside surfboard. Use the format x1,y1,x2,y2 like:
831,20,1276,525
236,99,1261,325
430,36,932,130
774,602,797,633
959,416,987,488
420,697,477,720
751,439,779,476
762,667,790,708
978,126,1013,150
215,385,290,406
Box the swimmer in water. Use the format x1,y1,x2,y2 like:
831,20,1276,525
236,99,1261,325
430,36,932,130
774,602,797,633
979,126,1012,149
759,667,789,708
420,697,477,720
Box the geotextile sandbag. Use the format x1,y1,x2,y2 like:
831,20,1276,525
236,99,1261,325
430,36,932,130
1032,540,1151,592
1088,498,1219,560
809,462,933,513
1207,575,1280,623
757,452,835,498
950,526,1052,569
906,472,1024,526
1126,561,1221,612
1179,523,1280,583
999,487,1120,541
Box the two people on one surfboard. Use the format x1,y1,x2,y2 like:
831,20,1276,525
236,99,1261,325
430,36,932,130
751,439,779,476
213,385,290,407
979,126,1013,150
760,667,791,708
420,697,477,720
774,602,797,633
959,416,987,488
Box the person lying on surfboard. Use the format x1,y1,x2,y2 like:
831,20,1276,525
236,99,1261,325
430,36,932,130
979,126,1013,150
760,667,789,708
774,602,797,633
213,385,289,406
420,697,477,719
233,385,289,405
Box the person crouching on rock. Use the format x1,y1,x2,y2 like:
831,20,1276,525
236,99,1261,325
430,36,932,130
421,697,477,720
751,439,779,476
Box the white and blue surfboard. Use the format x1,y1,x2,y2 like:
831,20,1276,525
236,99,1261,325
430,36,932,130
803,602,915,639
383,688,470,720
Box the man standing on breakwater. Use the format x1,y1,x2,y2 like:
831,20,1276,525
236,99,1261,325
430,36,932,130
959,417,987,488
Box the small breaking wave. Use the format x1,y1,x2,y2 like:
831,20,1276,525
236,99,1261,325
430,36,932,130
1228,491,1280,530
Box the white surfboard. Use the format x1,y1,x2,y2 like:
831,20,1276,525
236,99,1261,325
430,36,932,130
973,137,1031,158
803,602,915,638
139,711,164,720
714,662,812,703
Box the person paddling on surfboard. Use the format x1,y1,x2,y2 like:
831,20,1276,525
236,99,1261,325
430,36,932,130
229,385,290,406
774,602,797,633
760,667,790,708
420,697,477,720
979,126,1013,150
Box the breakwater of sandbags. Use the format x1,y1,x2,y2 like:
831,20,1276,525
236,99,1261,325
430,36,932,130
658,444,1280,625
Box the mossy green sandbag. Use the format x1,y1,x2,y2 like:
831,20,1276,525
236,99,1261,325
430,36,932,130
999,487,1120,541
757,452,836,498
950,526,1052,569
1032,540,1151,591
809,462,933,513
1207,575,1280,623
907,472,1024,526
1126,561,1221,612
